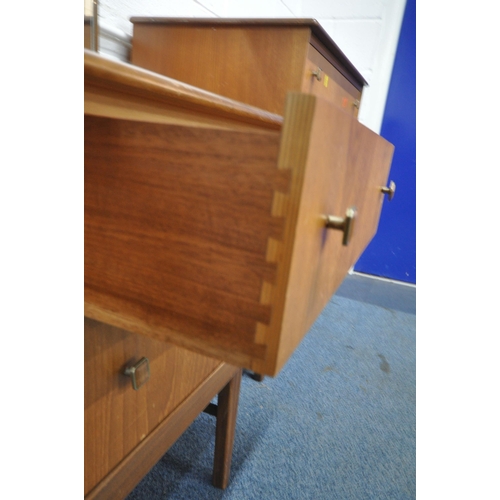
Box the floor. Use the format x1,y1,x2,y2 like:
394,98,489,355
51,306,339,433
127,272,416,499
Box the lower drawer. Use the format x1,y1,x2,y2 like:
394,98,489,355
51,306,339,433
84,317,222,495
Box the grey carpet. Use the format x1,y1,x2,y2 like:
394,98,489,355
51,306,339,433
127,273,416,499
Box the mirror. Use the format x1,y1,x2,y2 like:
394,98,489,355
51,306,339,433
84,0,98,51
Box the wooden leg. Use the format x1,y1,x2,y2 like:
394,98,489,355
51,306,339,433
212,368,242,489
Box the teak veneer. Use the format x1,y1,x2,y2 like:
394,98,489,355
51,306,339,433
84,317,241,498
84,49,393,378
85,19,395,496
130,18,366,117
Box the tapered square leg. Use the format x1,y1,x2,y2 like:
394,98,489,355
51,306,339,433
212,368,242,489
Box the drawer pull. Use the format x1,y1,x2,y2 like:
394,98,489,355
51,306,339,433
124,357,150,391
311,67,322,81
326,207,357,246
381,180,396,201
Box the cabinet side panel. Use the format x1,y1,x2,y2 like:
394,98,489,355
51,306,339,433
131,25,310,115
85,116,285,366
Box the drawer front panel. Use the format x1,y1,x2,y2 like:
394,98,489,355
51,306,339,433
252,93,394,374
302,45,362,118
84,318,221,494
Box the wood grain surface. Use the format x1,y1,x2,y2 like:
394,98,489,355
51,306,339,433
85,52,393,377
84,49,283,132
131,24,311,115
84,318,223,495
251,94,394,375
85,112,286,369
212,369,242,489
130,18,366,90
302,45,362,117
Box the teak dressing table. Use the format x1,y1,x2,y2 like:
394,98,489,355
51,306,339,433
85,18,395,499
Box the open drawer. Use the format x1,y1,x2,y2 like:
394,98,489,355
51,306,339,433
84,52,394,376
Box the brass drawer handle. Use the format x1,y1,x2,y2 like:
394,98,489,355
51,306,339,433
124,357,150,391
311,67,322,81
381,180,396,201
326,207,357,246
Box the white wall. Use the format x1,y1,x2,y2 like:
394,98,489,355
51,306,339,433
96,0,406,133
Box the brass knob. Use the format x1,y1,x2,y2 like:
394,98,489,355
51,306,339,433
311,67,322,81
325,207,357,246
381,180,396,201
124,357,150,390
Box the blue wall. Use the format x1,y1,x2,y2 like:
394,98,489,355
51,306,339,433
355,0,416,284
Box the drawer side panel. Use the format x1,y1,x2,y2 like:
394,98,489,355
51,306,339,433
85,116,285,366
